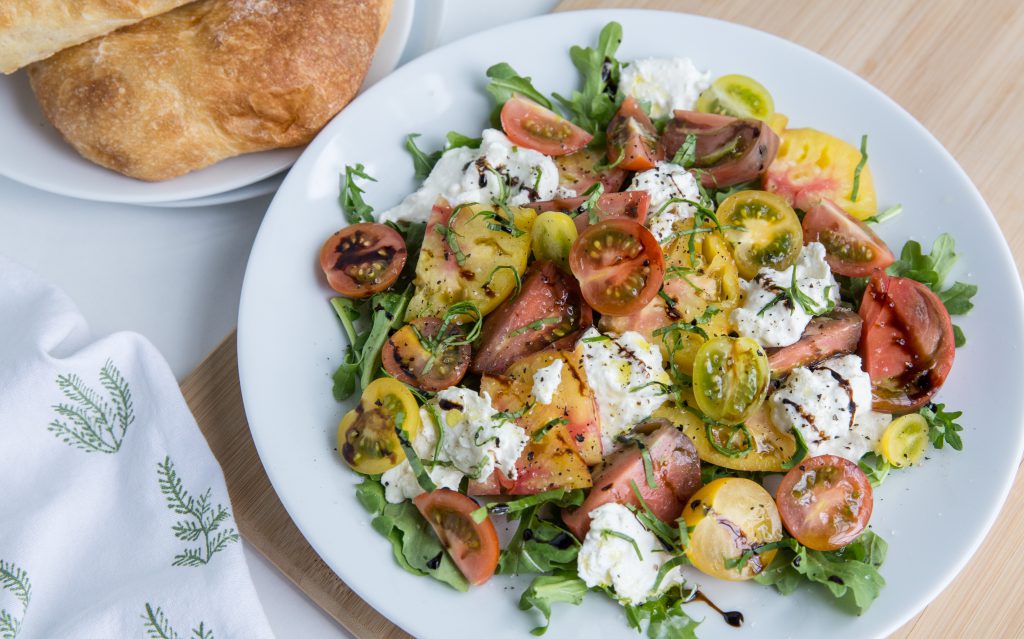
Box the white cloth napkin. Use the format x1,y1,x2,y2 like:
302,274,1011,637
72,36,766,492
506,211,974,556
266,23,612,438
0,256,274,639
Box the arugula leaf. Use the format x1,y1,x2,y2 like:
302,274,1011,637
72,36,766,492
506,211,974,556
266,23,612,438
329,297,367,400
623,584,701,639
953,324,967,347
498,507,581,576
887,239,939,288
518,572,589,636
835,274,870,310
754,531,888,614
552,22,624,146
857,452,892,487
340,164,376,224
485,62,554,126
938,281,978,315
355,478,469,591
404,132,483,181
919,402,964,450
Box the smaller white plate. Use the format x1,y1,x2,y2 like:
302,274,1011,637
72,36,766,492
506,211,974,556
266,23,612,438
0,0,414,205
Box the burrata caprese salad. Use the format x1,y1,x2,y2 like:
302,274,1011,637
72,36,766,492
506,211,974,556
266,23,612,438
318,21,975,637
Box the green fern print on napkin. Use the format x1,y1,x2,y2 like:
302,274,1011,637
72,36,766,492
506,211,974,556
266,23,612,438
142,603,215,639
0,560,31,639
48,359,135,454
157,457,239,567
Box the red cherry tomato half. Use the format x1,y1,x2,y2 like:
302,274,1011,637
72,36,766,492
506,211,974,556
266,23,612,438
569,218,665,316
606,96,664,171
500,96,592,156
802,199,894,277
859,272,955,412
776,454,873,551
381,317,471,392
319,223,406,298
413,489,500,586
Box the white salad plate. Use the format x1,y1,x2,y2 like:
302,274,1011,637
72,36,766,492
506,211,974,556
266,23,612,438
237,10,1024,639
0,0,416,205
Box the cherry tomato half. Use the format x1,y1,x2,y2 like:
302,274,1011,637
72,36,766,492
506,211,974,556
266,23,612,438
337,378,421,475
717,190,803,280
381,317,471,392
775,454,873,551
802,199,894,277
606,96,664,171
859,272,955,412
319,223,407,298
693,336,770,425
569,218,665,316
554,147,628,194
501,95,592,156
413,489,500,586
695,74,775,121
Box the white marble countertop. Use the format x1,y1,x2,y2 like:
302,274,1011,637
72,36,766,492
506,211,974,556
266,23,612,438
0,1,560,636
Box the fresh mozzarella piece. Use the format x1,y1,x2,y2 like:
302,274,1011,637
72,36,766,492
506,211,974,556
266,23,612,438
436,387,529,482
730,242,840,348
770,354,892,462
380,408,463,504
531,358,564,406
379,388,529,504
627,162,701,243
379,129,560,223
618,57,711,119
577,503,683,604
578,328,671,450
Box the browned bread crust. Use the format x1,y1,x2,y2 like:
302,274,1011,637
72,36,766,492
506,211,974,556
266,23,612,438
27,0,391,181
0,0,193,74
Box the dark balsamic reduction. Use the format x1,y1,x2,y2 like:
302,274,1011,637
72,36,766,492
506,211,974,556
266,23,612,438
686,590,744,628
426,551,443,570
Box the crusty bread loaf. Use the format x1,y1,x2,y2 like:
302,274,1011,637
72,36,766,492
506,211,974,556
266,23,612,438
27,0,392,181
0,0,194,74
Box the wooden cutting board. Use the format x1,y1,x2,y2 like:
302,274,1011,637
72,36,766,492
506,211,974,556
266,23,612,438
181,1,1024,637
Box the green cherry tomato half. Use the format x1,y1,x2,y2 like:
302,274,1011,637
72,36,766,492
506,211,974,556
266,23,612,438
718,190,803,280
696,74,775,121
693,336,770,425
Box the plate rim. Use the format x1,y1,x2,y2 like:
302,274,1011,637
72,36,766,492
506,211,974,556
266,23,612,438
238,8,1024,638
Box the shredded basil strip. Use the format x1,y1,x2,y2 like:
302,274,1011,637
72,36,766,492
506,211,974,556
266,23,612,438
628,480,679,549
850,134,868,202
601,529,643,561
533,418,569,443
671,133,697,168
392,404,436,492
651,555,688,592
780,426,809,470
483,265,523,298
704,421,754,458
638,441,658,489
510,316,561,337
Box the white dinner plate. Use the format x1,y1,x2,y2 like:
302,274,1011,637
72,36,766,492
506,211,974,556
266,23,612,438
238,10,1024,639
0,0,415,205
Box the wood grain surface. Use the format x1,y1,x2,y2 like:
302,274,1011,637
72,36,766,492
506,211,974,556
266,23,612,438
181,1,1024,637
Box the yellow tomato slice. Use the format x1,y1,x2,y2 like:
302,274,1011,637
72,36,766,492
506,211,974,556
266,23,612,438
337,378,421,474
880,414,929,467
683,478,783,581
763,128,877,220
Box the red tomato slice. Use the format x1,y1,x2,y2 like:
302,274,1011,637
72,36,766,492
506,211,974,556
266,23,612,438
802,199,894,277
413,489,500,586
526,191,650,234
859,272,955,412
381,317,471,392
562,425,701,539
569,218,665,316
319,223,407,298
606,96,664,171
470,260,593,375
775,454,873,551
500,96,592,156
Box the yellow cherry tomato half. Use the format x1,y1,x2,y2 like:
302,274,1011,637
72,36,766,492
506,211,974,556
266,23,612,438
717,190,804,280
337,378,421,475
683,478,783,580
880,414,929,468
696,74,776,121
531,211,578,270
